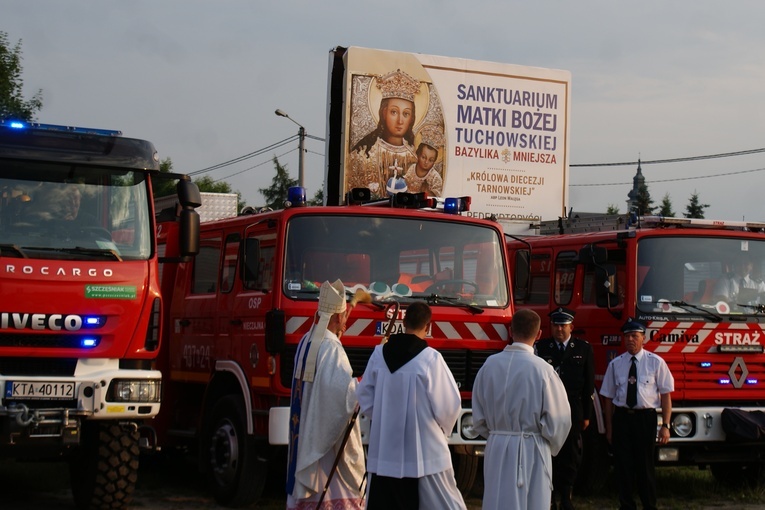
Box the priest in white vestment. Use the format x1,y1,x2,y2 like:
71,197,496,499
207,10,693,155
472,309,572,510
286,279,365,510
357,301,467,509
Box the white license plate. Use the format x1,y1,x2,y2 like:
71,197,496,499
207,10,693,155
375,322,432,336
5,381,75,400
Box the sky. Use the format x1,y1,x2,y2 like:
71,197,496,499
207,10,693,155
5,1,765,222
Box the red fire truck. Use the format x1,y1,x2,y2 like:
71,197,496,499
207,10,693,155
0,120,199,509
506,214,765,490
155,189,512,506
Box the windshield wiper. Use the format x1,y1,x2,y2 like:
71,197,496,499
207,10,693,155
669,300,722,322
27,246,123,261
735,303,765,314
412,293,484,314
0,244,28,258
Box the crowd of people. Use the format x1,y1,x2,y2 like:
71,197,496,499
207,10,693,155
286,279,675,510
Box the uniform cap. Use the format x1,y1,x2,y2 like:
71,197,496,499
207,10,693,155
549,307,575,325
621,317,646,333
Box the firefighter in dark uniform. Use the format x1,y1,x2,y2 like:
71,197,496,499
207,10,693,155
535,307,595,510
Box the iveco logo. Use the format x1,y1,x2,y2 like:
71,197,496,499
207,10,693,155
4,264,113,277
0,313,83,331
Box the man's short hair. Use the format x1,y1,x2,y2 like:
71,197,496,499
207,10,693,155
403,301,431,330
511,309,541,341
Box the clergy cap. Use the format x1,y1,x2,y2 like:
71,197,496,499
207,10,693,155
621,317,646,334
549,307,575,325
318,279,347,315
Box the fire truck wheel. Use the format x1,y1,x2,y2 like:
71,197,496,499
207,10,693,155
710,462,765,487
69,422,140,510
206,395,266,507
451,446,479,494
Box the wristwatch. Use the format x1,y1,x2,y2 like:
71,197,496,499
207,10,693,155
662,423,670,430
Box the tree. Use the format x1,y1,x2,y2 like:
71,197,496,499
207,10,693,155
684,190,709,219
154,158,246,210
606,204,620,215
658,192,675,217
259,156,298,210
635,182,655,215
153,158,179,198
0,32,43,121
308,188,324,206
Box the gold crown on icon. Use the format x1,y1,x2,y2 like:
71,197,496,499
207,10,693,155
418,123,445,149
376,69,421,102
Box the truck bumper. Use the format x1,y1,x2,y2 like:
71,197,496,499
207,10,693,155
0,360,161,449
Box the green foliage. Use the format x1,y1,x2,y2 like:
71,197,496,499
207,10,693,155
259,156,298,210
154,158,245,210
658,192,675,217
606,204,620,215
684,190,709,219
308,188,324,206
152,158,179,198
636,182,655,215
193,175,246,211
0,32,43,121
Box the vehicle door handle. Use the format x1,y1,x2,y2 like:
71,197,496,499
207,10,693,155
230,319,243,326
179,319,191,327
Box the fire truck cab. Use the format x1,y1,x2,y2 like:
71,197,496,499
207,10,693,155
507,214,765,489
0,120,199,509
156,189,513,506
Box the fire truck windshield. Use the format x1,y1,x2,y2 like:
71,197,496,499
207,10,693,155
0,164,152,260
283,214,509,307
637,236,765,315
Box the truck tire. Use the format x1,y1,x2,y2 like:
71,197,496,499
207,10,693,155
206,395,266,507
574,425,610,496
69,422,139,510
451,446,479,494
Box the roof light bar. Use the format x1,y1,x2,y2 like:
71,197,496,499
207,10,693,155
0,119,122,136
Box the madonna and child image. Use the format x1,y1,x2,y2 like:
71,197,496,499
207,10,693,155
347,68,446,200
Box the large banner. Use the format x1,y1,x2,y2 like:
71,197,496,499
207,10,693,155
336,46,570,223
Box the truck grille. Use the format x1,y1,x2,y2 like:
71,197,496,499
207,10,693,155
0,333,98,349
0,358,78,376
280,346,500,392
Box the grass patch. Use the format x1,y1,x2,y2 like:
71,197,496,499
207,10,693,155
575,465,765,510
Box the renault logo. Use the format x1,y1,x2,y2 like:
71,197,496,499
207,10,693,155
728,357,749,389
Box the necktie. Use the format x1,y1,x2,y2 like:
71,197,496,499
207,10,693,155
627,356,638,408
558,342,565,354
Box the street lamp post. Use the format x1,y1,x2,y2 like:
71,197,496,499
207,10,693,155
274,109,305,188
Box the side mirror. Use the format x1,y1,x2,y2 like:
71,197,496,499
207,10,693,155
580,244,608,265
176,180,200,257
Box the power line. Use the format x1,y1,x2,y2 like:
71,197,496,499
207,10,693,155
571,147,765,168
189,135,298,175
215,148,298,182
572,166,765,187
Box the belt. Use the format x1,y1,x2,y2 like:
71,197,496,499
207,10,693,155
615,406,655,415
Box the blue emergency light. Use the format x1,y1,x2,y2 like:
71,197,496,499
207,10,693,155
443,196,471,215
0,119,122,136
80,337,99,348
287,186,307,207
